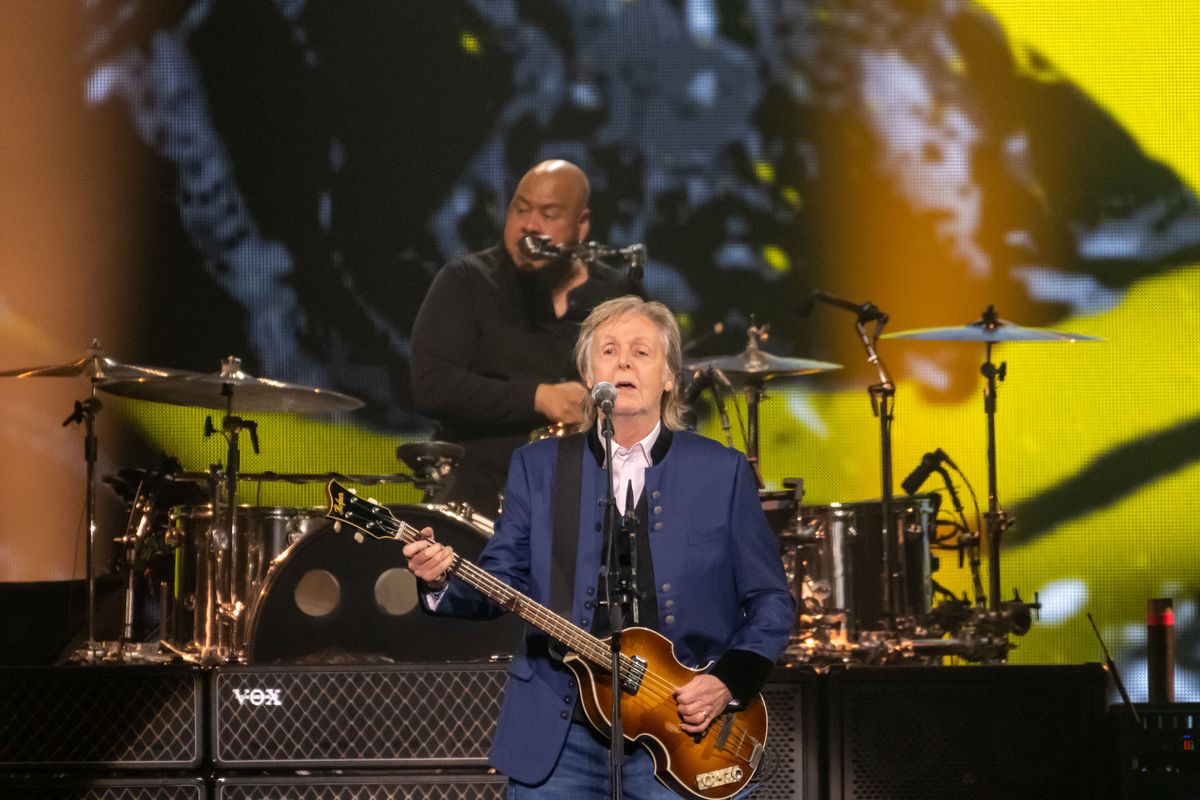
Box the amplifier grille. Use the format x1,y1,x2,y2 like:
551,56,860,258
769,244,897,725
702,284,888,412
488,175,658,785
0,666,202,769
0,776,206,800
215,773,506,800
213,663,507,767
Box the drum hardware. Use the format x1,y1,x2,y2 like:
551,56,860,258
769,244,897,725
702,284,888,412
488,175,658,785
397,440,466,503
96,355,367,663
0,341,191,662
802,290,906,625
686,318,841,486
900,447,988,607
885,306,1100,633
528,421,584,441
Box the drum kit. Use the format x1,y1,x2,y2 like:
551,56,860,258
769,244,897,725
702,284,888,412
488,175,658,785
2,301,1098,668
683,301,1101,667
2,344,512,665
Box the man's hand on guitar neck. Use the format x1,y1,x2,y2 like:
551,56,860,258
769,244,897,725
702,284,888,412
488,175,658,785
402,526,456,591
675,674,734,734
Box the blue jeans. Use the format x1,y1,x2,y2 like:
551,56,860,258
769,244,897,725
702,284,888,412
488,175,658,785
506,721,679,800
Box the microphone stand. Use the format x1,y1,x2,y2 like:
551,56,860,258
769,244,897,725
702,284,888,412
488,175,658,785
852,312,901,625
598,409,627,800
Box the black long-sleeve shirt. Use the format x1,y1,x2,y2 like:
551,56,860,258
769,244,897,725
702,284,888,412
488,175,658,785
410,244,634,510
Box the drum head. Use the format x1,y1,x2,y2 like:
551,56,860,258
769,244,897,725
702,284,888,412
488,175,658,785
245,504,521,664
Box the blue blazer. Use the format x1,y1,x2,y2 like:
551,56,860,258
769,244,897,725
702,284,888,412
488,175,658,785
431,430,794,784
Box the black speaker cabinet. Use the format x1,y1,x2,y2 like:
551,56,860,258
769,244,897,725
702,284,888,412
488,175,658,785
827,664,1109,800
757,667,822,799
0,665,203,770
214,773,505,799
211,662,508,768
0,775,206,799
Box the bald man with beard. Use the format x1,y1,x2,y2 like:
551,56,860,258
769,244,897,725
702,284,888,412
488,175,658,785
411,160,639,517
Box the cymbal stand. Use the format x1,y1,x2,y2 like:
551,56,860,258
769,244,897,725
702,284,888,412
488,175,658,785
62,386,102,659
197,357,260,662
741,320,770,489
200,385,259,662
980,330,1010,613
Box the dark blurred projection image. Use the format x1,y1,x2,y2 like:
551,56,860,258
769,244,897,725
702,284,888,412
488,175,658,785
0,0,1197,797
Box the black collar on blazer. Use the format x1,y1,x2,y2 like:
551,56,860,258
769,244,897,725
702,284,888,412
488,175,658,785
585,423,674,468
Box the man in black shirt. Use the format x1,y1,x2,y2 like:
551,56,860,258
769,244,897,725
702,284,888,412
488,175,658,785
410,160,634,516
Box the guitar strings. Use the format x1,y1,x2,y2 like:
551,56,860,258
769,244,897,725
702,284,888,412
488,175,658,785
344,499,762,765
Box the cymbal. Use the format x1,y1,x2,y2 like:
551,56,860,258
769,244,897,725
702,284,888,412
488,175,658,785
685,349,842,381
98,356,364,413
178,470,412,485
0,341,186,381
883,307,1102,343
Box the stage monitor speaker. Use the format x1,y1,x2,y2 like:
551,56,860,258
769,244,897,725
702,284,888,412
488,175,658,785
828,663,1109,800
214,773,505,799
0,665,203,770
211,662,507,768
756,667,822,799
0,775,206,799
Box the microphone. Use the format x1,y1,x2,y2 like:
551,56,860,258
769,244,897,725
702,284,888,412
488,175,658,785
590,381,617,414
802,290,888,324
901,448,951,495
681,369,715,407
518,235,571,261
519,235,648,270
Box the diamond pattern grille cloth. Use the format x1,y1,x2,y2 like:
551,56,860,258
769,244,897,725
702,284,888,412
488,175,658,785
0,668,201,767
215,666,506,765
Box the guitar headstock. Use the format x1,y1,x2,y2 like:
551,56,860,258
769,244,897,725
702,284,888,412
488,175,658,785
324,479,401,541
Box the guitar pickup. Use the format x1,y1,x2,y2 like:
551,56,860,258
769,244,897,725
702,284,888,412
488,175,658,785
621,655,647,695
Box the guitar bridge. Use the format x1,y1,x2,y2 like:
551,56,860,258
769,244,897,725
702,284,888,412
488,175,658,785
621,655,647,695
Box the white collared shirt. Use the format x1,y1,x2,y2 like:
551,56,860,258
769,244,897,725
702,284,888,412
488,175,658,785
607,420,661,514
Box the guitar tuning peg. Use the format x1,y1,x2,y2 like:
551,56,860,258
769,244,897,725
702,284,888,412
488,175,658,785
348,487,358,495
353,532,364,544
367,497,378,505
332,522,342,533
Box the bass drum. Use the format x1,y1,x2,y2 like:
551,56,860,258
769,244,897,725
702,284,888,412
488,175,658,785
244,504,522,664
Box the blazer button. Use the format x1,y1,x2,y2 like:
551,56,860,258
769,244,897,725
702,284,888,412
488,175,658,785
586,587,595,596
580,619,589,626
651,490,661,500
568,679,576,689
585,600,595,610
653,505,663,515
664,614,676,624
560,710,569,720
564,695,572,704
665,599,674,608
653,521,663,531
661,583,671,592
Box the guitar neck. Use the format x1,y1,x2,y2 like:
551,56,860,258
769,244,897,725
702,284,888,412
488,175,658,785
325,477,622,670
393,518,612,666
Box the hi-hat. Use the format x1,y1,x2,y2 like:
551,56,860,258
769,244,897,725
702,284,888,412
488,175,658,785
685,349,842,382
0,340,187,381
883,306,1102,343
98,356,363,413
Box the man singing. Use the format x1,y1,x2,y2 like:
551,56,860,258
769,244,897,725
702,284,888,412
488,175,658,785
405,296,794,798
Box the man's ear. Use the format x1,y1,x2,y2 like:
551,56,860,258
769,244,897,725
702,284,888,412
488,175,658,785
577,208,591,242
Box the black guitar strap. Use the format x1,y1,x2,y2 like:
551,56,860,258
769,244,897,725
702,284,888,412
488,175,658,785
549,433,586,616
